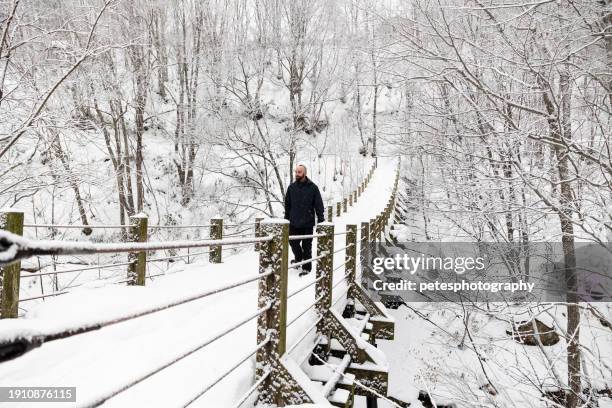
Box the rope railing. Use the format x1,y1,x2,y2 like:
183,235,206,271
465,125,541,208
332,285,350,307
287,275,326,299
321,354,351,398
23,223,127,229
288,233,325,241
0,232,272,266
333,262,351,277
223,228,253,237
0,270,273,362
332,271,353,289
222,222,258,227
288,252,327,270
22,221,259,230
231,369,271,408
20,261,133,279
148,224,211,230
87,309,272,408
19,291,70,302
286,317,323,355
183,335,271,407
331,243,354,255
146,250,210,264
286,294,324,328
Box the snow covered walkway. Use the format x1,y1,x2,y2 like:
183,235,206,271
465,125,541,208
0,158,398,408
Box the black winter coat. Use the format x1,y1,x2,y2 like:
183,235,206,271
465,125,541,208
284,177,325,228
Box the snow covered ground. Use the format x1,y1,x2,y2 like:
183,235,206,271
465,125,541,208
0,159,398,407
377,302,612,407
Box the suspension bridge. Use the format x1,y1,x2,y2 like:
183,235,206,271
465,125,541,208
0,158,410,408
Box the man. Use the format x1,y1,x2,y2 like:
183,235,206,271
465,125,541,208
284,164,325,276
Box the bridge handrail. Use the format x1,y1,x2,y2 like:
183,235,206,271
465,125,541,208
0,270,274,361
0,157,401,406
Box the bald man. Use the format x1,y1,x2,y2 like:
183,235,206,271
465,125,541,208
284,164,325,276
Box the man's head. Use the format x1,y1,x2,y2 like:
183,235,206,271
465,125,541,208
295,164,307,182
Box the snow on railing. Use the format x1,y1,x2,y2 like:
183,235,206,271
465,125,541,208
23,223,128,229
0,232,272,264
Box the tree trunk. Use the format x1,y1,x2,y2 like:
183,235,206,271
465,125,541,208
541,70,581,408
50,132,91,235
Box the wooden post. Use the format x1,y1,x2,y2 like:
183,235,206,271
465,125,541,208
336,202,341,217
369,218,377,243
360,222,370,274
343,198,347,213
348,194,353,207
346,225,357,284
210,218,223,263
315,222,334,343
256,219,289,404
353,191,357,203
0,210,24,318
254,217,264,251
327,205,333,222
128,214,148,286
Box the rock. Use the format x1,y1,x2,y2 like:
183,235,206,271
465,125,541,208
480,383,497,396
506,319,560,346
418,391,455,408
543,388,599,407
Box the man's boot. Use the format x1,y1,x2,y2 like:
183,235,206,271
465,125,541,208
290,259,303,274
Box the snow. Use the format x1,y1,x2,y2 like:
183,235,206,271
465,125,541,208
377,302,612,407
0,158,399,407
328,388,350,404
261,218,289,225
329,308,389,371
281,356,331,405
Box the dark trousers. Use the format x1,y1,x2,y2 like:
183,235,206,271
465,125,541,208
289,225,314,271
